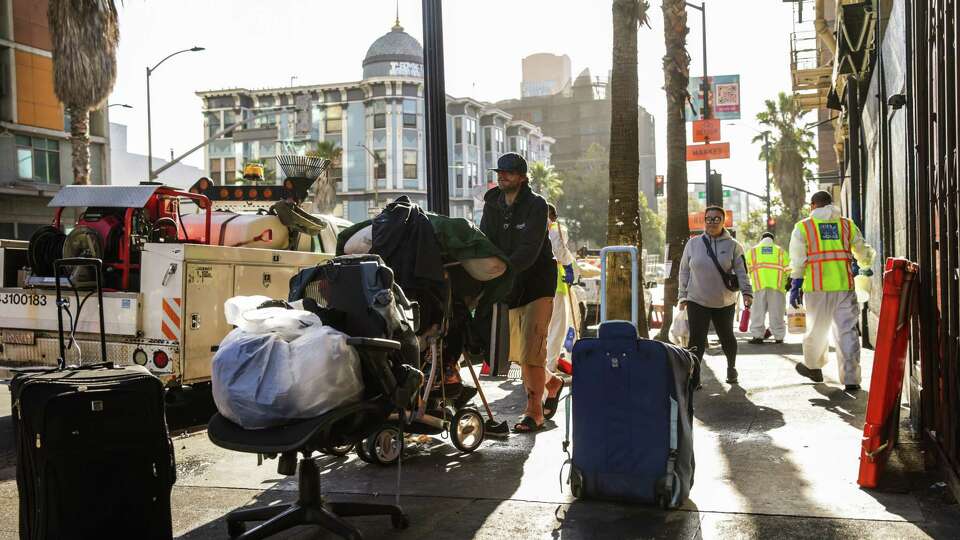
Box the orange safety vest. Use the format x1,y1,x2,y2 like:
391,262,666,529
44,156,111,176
796,216,856,292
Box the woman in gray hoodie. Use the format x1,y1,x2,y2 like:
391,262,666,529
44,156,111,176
679,206,753,385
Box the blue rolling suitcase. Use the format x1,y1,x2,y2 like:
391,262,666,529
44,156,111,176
565,246,697,508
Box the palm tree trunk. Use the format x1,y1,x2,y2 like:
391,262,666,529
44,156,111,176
606,0,648,337
68,105,91,185
655,0,691,341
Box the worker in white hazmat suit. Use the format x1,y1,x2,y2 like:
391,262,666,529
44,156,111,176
746,231,790,344
789,190,876,392
546,204,577,373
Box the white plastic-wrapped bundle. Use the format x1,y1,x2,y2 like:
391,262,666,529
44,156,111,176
212,297,364,429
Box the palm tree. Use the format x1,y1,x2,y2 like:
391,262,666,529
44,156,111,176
307,140,342,213
528,161,563,203
655,0,691,341
754,92,816,231
607,0,650,335
48,0,119,185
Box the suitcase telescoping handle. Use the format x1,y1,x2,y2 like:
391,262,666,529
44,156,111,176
53,257,107,369
599,245,640,327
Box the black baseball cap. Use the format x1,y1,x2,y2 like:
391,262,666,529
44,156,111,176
761,232,774,240
489,152,527,175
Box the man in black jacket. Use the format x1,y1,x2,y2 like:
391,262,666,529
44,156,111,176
481,153,564,433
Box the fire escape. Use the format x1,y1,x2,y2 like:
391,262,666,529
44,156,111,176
789,0,834,112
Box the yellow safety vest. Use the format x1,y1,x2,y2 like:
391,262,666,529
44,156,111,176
747,243,790,291
795,216,856,292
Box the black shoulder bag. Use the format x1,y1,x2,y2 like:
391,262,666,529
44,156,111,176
701,235,740,292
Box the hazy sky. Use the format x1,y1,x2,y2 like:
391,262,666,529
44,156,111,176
109,0,802,198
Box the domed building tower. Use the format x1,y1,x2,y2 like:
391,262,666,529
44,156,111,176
362,19,424,79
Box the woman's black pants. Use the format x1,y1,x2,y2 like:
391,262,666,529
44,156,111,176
686,301,738,383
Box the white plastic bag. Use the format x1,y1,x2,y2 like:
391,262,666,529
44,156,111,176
224,295,272,326
211,324,364,429
670,308,690,348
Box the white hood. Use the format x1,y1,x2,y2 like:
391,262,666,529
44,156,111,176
810,204,842,221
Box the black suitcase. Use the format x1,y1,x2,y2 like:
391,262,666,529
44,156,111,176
10,258,175,539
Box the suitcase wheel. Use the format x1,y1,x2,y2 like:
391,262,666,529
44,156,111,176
570,467,584,498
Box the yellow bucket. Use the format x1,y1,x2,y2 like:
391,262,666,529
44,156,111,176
787,307,806,335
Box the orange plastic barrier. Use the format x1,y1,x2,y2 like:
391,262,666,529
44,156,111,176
857,258,918,488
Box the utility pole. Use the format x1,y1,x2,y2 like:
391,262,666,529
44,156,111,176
763,131,772,232
687,2,716,207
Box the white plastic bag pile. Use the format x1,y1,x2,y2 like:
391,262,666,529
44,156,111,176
211,295,365,429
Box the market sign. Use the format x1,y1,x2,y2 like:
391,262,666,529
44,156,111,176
693,118,721,142
686,142,730,161
686,74,741,121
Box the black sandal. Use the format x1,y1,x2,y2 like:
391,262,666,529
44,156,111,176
512,415,544,433
543,378,565,420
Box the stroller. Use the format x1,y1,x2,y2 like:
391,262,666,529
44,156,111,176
290,254,491,466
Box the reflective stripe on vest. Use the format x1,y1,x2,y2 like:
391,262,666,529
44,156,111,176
748,244,788,290
797,217,855,292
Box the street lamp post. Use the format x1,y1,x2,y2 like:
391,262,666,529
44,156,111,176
762,131,772,232
146,46,204,181
687,1,716,206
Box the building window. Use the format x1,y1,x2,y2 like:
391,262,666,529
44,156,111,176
468,162,478,187
454,117,463,144
224,158,237,184
509,137,517,152
484,128,492,151
209,158,222,184
495,128,504,154
16,136,60,184
373,101,386,130
403,99,417,128
454,161,463,189
207,112,221,138
331,159,343,192
223,110,236,131
465,117,477,145
259,112,276,128
325,105,342,133
374,149,387,179
403,150,417,179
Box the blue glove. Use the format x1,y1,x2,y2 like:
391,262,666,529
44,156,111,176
852,262,860,276
789,278,804,308
563,264,575,285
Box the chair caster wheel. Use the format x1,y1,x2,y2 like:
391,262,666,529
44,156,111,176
322,443,354,457
391,512,410,530
227,520,245,538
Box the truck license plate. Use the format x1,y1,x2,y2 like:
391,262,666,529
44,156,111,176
3,329,35,345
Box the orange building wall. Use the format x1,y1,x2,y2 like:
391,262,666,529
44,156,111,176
12,0,52,50
15,50,62,131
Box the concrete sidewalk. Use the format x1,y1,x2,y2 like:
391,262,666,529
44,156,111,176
2,335,959,539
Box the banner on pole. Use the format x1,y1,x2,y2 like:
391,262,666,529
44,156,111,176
686,75,741,121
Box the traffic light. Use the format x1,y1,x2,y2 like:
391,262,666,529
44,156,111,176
707,172,723,206
655,175,665,196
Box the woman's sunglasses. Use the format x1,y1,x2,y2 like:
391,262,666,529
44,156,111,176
704,216,724,224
